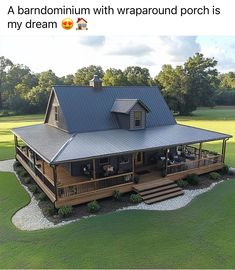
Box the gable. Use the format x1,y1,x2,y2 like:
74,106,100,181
52,86,176,133
44,90,68,131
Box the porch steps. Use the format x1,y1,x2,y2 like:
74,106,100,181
133,179,184,204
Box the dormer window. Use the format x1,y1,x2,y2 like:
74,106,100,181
134,111,142,127
54,106,58,122
111,99,150,131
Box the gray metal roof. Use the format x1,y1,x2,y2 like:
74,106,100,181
12,124,72,163
111,99,150,114
51,86,176,133
12,123,231,164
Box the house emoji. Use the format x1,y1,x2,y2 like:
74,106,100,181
76,18,88,30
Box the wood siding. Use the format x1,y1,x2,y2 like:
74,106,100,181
129,103,146,130
46,93,67,131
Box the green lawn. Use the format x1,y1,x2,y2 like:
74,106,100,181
0,171,235,268
0,115,43,160
177,106,235,167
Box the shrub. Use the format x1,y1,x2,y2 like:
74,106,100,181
48,204,57,216
221,164,229,175
209,172,221,181
133,175,139,184
38,192,47,201
112,190,122,201
23,176,31,184
184,174,199,186
129,193,142,204
13,160,22,169
18,170,29,178
87,200,101,213
58,206,73,218
28,184,38,194
177,179,188,188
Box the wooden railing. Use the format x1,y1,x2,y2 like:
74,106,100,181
166,154,223,175
16,147,55,194
57,172,133,199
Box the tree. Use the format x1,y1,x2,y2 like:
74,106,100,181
74,65,104,85
184,53,218,107
156,53,219,115
60,74,75,85
123,66,153,86
0,56,13,109
102,68,128,86
219,72,235,89
26,70,59,112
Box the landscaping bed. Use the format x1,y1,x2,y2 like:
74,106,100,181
13,159,234,226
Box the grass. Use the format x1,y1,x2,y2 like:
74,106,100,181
176,106,235,167
0,114,43,160
1,171,235,268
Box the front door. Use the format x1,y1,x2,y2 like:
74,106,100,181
135,152,143,166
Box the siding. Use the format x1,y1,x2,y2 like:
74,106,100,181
116,113,130,129
129,103,146,130
47,94,67,131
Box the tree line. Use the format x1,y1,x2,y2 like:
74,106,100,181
0,53,235,116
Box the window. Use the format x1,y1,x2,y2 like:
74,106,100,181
134,111,142,127
99,157,109,165
54,106,58,122
119,155,129,164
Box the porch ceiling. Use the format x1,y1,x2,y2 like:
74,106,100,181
12,123,231,164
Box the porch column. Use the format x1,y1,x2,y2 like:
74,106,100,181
32,152,36,174
52,165,58,201
164,148,169,176
92,159,96,180
14,135,18,155
132,153,135,175
221,139,227,163
42,160,45,174
198,142,202,168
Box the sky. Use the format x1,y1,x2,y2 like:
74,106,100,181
0,35,235,77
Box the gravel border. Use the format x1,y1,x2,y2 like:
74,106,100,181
0,160,234,231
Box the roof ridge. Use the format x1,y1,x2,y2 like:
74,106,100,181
50,133,77,163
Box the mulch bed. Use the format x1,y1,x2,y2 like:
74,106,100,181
184,173,233,190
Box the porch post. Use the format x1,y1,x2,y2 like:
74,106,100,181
14,135,18,155
32,152,36,174
198,142,202,168
52,165,58,201
132,153,135,175
165,148,169,176
222,139,227,163
42,160,45,174
92,159,96,180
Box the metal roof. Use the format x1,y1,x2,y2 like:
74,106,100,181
12,124,72,163
111,99,150,114
51,86,176,133
12,123,231,164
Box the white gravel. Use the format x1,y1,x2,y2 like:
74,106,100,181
0,159,233,231
119,181,225,211
0,159,15,172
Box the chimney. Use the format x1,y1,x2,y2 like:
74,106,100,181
89,75,102,90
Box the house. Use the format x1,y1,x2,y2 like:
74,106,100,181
76,18,87,30
12,75,232,207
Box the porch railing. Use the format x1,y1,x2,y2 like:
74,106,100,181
16,147,55,194
166,154,223,175
57,172,133,199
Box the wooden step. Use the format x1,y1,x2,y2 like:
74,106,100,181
134,179,173,192
144,190,184,204
139,183,178,196
142,187,182,200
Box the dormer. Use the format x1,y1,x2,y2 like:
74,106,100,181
111,99,150,130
